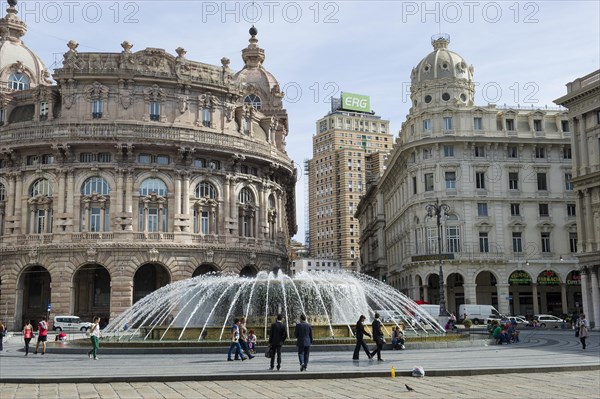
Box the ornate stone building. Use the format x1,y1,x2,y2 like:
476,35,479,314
0,2,296,329
356,35,580,318
555,70,600,328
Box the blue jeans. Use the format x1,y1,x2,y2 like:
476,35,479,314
227,341,244,360
298,346,310,366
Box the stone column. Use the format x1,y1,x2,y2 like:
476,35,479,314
532,284,539,315
16,174,24,233
57,169,66,213
577,191,586,250
496,283,510,316
422,285,428,302
125,170,133,213
66,169,74,217
143,206,148,233
115,169,124,213
570,118,580,172
5,173,15,220
174,174,181,215
590,267,600,329
560,283,568,315
182,173,190,215
462,283,477,305
584,189,594,251
580,268,591,324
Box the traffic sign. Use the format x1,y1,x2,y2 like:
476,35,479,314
47,303,51,311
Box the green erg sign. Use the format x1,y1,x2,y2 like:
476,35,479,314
341,92,370,113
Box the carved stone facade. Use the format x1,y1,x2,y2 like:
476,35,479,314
0,7,296,330
555,70,600,328
356,35,580,318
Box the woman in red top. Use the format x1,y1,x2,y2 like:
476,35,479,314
23,320,34,356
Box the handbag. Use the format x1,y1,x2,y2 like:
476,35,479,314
265,345,272,358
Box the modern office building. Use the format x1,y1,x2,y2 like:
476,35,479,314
0,1,296,330
356,35,579,318
555,70,600,328
307,94,393,270
290,258,341,276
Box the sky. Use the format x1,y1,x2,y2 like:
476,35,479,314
14,0,600,243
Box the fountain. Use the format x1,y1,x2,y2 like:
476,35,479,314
103,271,445,342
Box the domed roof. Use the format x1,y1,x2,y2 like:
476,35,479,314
0,1,51,88
235,26,283,108
411,34,473,85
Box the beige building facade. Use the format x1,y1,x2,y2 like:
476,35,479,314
0,4,296,330
555,70,600,328
356,35,580,318
308,99,392,270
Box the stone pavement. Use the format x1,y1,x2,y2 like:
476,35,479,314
0,371,599,399
0,329,598,398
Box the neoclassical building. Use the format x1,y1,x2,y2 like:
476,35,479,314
356,35,580,318
0,2,296,329
555,70,600,328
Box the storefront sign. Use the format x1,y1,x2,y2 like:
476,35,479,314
566,271,581,286
537,270,560,285
509,271,532,285
411,253,455,262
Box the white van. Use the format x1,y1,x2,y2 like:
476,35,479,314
458,304,502,325
53,316,92,332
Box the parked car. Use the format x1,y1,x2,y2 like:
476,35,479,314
533,314,564,328
53,316,92,332
505,316,530,327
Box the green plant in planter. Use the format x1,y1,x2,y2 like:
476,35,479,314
463,319,473,329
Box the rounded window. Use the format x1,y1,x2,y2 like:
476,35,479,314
30,179,53,197
424,95,432,103
8,73,30,91
82,177,110,195
460,93,467,102
244,94,262,110
239,187,254,204
140,178,167,196
442,93,450,101
195,182,217,199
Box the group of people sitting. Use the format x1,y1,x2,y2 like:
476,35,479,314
490,320,520,344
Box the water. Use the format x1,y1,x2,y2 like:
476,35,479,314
104,271,445,341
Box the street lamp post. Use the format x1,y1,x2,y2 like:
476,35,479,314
426,199,450,317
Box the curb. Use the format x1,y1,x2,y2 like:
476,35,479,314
1,364,598,384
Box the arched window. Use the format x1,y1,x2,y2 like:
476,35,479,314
194,182,218,235
195,182,217,199
29,179,53,234
8,73,30,90
140,178,167,196
244,94,262,110
0,182,5,201
238,187,255,237
239,187,254,204
81,177,111,232
82,176,110,195
139,178,168,233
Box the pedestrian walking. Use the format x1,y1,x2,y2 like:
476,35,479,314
352,315,372,360
370,312,385,361
238,317,254,360
294,314,313,371
33,317,48,355
23,320,34,356
87,316,101,360
578,313,589,350
227,318,246,361
269,314,287,371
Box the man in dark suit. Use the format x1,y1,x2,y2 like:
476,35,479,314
352,315,372,360
294,314,313,371
269,314,287,371
370,312,385,361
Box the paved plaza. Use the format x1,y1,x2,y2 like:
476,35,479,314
0,329,598,398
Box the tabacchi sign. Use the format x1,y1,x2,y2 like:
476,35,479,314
341,92,370,113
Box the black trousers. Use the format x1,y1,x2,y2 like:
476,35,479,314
353,338,371,359
24,338,31,354
580,337,587,349
298,345,310,366
370,339,383,360
270,344,282,368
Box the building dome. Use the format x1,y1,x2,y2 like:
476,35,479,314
235,26,284,110
0,0,51,89
411,34,473,85
409,34,475,111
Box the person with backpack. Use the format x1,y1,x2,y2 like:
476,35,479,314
33,317,48,355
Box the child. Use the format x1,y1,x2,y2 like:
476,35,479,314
247,329,257,353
